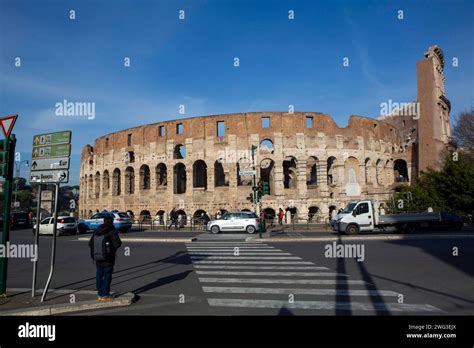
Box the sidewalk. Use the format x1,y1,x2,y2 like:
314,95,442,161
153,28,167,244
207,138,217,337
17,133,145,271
0,288,135,315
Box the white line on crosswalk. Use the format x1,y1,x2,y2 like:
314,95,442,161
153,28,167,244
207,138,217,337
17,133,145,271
188,252,291,256
194,265,330,270
202,286,399,297
196,270,347,277
192,260,314,265
199,277,368,285
206,298,443,312
191,256,301,260
186,243,266,246
187,249,281,252
186,246,275,249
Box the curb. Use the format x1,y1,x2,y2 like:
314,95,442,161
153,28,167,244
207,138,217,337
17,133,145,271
0,292,136,316
77,237,197,243
246,233,474,242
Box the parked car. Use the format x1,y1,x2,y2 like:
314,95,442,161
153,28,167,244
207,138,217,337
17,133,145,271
33,216,77,236
11,212,31,229
207,211,260,234
77,211,132,234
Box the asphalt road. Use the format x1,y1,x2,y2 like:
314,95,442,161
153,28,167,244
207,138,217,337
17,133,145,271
3,228,473,316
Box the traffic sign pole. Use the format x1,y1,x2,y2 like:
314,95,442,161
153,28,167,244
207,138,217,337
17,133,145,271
41,183,59,302
0,135,16,296
31,183,42,297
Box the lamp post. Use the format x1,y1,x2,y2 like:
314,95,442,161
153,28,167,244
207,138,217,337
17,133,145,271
13,160,29,210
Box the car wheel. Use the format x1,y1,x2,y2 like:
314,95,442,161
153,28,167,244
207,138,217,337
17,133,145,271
246,225,256,234
345,224,359,235
210,225,220,234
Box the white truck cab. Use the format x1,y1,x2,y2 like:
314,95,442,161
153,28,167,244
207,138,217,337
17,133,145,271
333,200,376,234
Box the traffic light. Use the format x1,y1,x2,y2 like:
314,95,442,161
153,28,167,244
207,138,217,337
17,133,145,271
261,181,270,195
246,193,254,203
0,138,11,178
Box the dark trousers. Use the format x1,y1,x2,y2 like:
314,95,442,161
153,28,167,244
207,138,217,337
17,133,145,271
96,264,114,297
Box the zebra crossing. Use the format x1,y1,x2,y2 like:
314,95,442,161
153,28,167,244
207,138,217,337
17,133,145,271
186,241,443,314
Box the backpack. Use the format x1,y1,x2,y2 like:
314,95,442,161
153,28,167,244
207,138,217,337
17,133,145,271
93,233,112,261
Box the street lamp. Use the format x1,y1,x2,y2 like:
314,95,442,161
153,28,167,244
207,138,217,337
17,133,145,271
13,160,29,210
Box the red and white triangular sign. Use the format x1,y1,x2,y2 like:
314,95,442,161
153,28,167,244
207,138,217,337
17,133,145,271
0,115,18,138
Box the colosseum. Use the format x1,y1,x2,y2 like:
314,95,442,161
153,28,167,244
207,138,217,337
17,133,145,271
79,46,452,224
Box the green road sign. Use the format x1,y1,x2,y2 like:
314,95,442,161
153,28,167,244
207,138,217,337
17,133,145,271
32,131,71,147
32,143,71,159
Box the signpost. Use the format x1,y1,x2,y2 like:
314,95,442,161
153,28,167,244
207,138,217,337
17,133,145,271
238,169,256,176
30,130,72,300
0,115,17,296
31,157,69,171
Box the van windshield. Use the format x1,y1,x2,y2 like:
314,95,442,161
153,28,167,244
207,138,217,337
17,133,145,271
341,202,357,214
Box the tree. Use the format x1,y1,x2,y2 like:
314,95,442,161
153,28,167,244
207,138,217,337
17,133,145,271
394,153,474,216
452,110,474,148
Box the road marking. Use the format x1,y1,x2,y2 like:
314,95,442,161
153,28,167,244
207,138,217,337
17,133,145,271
186,246,275,249
196,270,347,277
199,277,368,285
190,256,302,260
192,260,314,265
202,286,399,297
186,248,281,251
194,265,330,270
188,252,292,256
207,298,443,312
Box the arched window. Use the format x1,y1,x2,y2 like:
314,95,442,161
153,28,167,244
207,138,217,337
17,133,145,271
173,163,187,194
306,157,318,186
214,160,228,187
139,165,150,190
259,139,274,154
174,144,186,159
327,157,336,185
283,156,297,189
156,163,167,187
193,160,207,189
103,170,110,195
394,159,409,182
94,172,101,198
237,157,252,186
112,168,121,196
125,167,135,194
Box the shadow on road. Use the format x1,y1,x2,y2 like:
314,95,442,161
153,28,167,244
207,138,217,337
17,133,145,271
132,270,193,295
335,234,352,315
40,250,208,301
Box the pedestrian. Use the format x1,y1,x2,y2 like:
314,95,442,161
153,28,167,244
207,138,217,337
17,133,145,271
168,208,178,229
177,213,183,228
278,208,284,226
88,215,122,301
216,210,222,219
201,212,210,230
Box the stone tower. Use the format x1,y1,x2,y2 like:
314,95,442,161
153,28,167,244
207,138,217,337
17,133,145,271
416,45,452,172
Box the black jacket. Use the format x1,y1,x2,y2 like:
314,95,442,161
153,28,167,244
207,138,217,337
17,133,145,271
88,224,122,267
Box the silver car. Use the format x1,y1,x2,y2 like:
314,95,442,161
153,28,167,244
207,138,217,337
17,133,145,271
207,212,260,234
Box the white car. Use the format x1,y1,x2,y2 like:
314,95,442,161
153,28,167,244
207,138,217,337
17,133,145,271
34,216,78,236
207,212,260,234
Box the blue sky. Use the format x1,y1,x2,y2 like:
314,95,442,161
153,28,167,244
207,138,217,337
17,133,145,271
1,0,473,185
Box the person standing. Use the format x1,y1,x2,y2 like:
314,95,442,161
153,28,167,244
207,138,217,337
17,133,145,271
88,215,122,301
168,208,178,229
278,208,284,226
